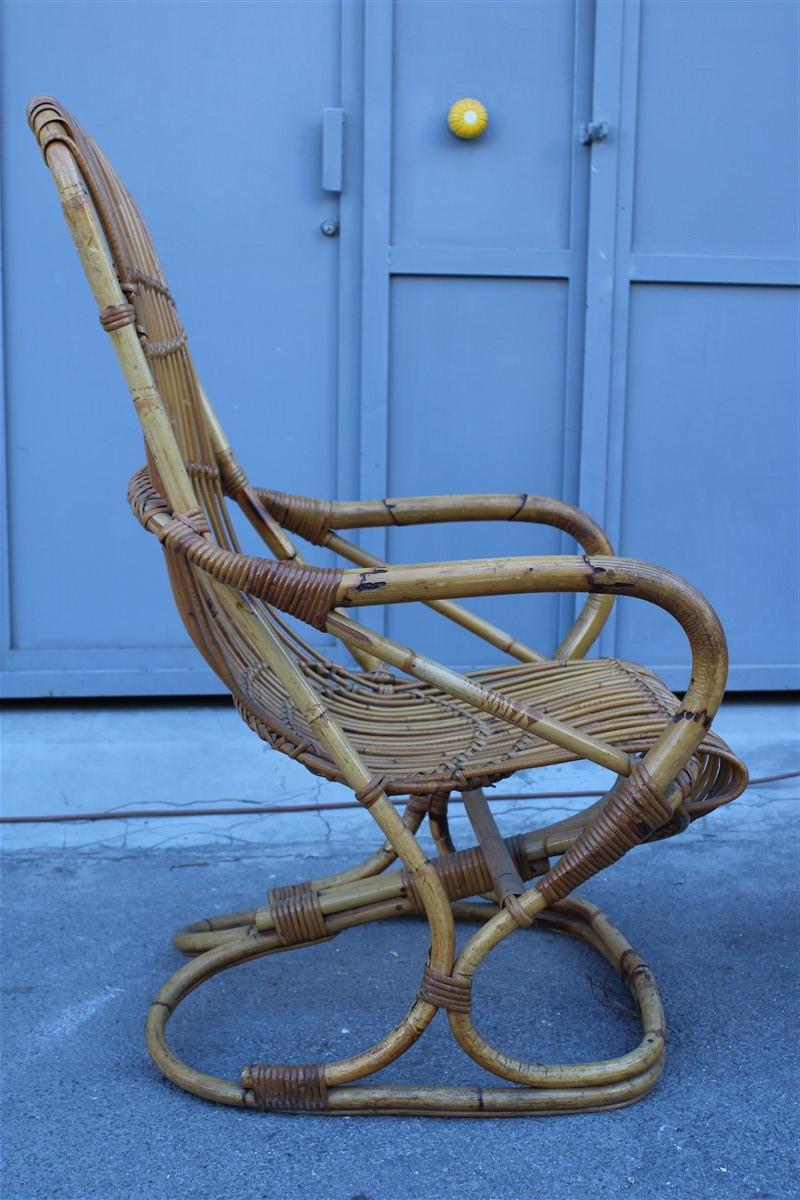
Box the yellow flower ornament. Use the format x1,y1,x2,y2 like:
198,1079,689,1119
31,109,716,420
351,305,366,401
447,98,489,140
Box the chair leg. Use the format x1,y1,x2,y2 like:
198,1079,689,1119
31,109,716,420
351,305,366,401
146,851,666,1116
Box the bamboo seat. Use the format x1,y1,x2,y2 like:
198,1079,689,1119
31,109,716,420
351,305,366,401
29,96,747,1119
234,651,741,815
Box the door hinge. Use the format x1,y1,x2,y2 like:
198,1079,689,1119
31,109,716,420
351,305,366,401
579,120,610,146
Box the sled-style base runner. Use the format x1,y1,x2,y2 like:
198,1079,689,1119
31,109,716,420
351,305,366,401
149,833,670,1116
29,96,747,1117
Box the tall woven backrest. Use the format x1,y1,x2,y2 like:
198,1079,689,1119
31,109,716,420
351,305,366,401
45,110,218,489
27,97,330,700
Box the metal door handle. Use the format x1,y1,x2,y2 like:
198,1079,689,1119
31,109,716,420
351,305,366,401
322,108,344,192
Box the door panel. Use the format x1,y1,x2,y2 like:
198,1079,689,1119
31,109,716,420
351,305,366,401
360,0,594,668
391,0,576,249
385,276,569,663
616,284,800,676
632,0,799,257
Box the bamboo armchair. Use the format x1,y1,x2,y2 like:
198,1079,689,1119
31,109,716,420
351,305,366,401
29,97,747,1118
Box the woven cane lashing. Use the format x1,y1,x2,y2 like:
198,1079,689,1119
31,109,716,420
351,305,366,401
143,330,188,359
99,303,135,331
129,462,340,631
418,965,472,1013
354,776,388,809
242,1063,328,1112
216,449,248,497
152,511,342,630
268,881,313,903
538,761,672,906
252,489,334,545
267,887,329,946
403,845,491,909
128,465,171,524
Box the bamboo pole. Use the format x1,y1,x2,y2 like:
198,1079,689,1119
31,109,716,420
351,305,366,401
39,133,195,516
325,530,546,662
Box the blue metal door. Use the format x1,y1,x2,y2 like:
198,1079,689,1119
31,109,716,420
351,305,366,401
1,0,797,696
578,0,800,689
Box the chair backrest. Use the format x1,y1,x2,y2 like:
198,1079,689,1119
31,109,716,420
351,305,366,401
27,96,347,697
28,98,268,536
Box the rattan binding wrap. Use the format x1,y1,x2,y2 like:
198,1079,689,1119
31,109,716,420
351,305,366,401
242,1064,329,1113
29,95,748,1118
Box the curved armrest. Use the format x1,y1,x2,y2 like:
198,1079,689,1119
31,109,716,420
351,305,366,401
332,553,728,796
254,487,611,552
252,487,615,660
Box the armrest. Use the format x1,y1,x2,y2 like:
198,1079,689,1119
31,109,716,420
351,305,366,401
331,553,728,796
254,488,612,554
253,488,615,660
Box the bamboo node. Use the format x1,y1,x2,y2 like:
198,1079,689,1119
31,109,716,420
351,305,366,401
620,948,653,990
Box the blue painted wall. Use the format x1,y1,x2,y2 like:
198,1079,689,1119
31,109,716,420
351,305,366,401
1,0,798,696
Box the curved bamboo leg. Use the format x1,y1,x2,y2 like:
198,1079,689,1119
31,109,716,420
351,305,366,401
146,894,665,1116
447,899,664,1088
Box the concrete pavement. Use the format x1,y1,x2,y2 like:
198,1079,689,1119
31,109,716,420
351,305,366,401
1,697,798,1199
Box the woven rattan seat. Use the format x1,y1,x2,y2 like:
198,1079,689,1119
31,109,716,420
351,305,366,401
234,653,741,811
29,96,747,1118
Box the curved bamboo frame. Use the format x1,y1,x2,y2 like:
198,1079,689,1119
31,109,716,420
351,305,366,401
147,897,666,1116
29,96,747,1117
